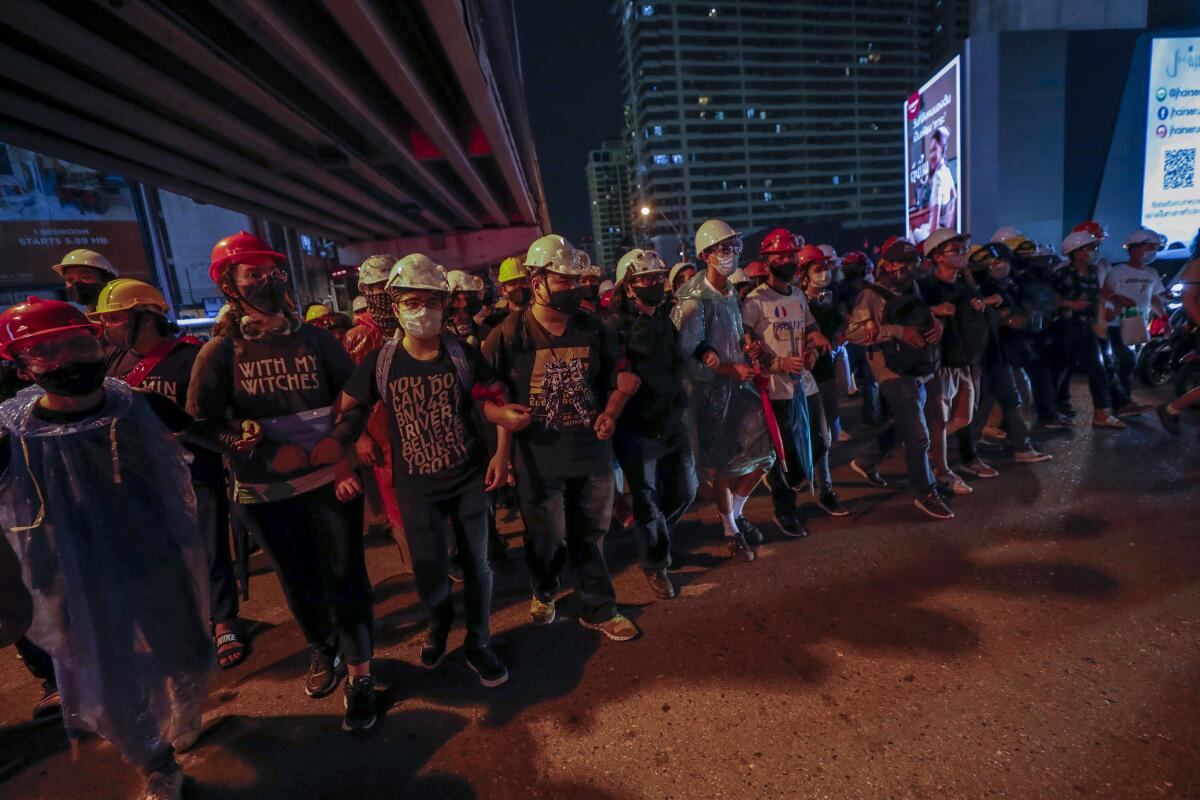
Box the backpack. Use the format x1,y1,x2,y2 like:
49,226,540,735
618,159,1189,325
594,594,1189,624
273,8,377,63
375,334,473,408
945,290,991,368
864,284,940,377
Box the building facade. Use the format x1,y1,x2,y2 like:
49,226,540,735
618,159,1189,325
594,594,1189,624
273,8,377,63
585,138,633,272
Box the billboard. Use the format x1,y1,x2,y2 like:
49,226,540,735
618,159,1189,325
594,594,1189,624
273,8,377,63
1141,37,1200,248
904,57,962,244
0,144,150,287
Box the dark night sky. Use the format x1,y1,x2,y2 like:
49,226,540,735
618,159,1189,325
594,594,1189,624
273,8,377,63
513,1,625,243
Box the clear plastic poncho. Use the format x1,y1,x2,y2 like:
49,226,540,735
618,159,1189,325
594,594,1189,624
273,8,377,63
671,274,776,480
0,379,212,767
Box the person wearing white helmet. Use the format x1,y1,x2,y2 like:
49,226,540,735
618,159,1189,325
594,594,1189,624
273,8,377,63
336,253,531,689
346,255,399,363
482,234,643,642
1051,230,1125,428
577,253,604,313
445,269,491,347
52,248,119,311
668,261,697,300
607,249,695,599
1103,229,1170,415
990,226,1023,244
351,294,369,325
673,219,776,559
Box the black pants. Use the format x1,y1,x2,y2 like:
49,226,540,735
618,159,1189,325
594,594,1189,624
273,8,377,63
518,470,617,624
616,434,697,574
399,484,492,649
1107,326,1137,406
194,482,239,625
239,483,373,664
1052,320,1112,412
15,635,55,686
1016,335,1059,421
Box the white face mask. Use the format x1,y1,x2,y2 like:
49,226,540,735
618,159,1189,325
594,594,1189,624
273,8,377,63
399,307,443,339
809,270,832,289
713,252,737,276
1142,250,1158,265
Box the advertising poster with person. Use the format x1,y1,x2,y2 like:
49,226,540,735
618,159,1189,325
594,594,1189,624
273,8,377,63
1141,36,1200,248
0,144,150,287
904,57,961,245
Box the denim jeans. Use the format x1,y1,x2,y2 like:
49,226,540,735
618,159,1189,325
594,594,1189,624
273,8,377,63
847,343,880,424
399,483,492,649
861,377,935,493
1052,320,1113,411
519,470,618,623
976,362,1033,451
615,433,697,573
766,391,832,514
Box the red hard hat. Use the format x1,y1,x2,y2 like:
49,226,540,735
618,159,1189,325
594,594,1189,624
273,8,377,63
759,227,801,255
841,250,873,273
209,231,285,285
0,296,99,360
1072,220,1108,241
745,260,770,279
795,244,829,269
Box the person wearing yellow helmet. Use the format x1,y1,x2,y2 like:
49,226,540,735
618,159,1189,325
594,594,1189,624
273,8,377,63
497,255,531,314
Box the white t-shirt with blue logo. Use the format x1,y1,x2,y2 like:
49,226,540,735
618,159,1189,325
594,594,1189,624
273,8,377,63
741,283,819,400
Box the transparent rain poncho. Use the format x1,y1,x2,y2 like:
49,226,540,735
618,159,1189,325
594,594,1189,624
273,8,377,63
671,274,776,479
0,379,212,767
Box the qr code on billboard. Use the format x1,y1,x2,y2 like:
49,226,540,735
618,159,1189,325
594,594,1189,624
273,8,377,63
1163,148,1195,190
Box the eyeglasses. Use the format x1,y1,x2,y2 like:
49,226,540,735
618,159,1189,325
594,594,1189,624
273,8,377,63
630,274,665,288
236,267,287,285
18,333,103,370
394,296,447,312
712,240,743,256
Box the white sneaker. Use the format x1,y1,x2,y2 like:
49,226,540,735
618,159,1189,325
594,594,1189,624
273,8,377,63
936,470,973,495
1013,448,1053,463
1091,415,1126,429
140,769,183,800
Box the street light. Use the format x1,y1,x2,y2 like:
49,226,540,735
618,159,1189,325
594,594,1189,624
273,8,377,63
639,203,686,262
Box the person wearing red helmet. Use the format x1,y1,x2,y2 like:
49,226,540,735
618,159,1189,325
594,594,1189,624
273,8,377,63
187,231,378,732
742,236,832,538
0,297,212,800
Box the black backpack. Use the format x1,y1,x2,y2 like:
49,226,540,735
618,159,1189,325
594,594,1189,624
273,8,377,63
864,284,940,377
945,290,991,368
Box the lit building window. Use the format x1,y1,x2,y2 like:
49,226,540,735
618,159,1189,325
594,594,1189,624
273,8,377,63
714,110,725,120
774,123,783,133
641,4,654,16
671,154,684,164
653,154,669,165
746,107,756,118
763,191,773,201
709,7,718,17
653,125,663,136
698,96,710,105
832,176,840,185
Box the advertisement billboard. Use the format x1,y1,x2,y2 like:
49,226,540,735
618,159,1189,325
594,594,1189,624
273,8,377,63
904,57,962,245
1141,37,1200,248
0,144,150,287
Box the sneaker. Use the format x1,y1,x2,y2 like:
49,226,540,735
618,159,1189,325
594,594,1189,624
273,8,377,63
1157,404,1182,435
304,648,344,698
1116,403,1154,417
645,569,677,600
936,470,973,495
726,532,756,562
342,675,378,732
914,490,955,520
1091,414,1127,429
1038,415,1070,430
140,768,183,800
31,684,61,723
465,646,510,687
579,613,641,642
817,490,851,517
419,630,448,669
530,596,556,626
736,516,764,545
958,458,999,479
1013,447,1053,463
772,511,809,538
850,458,888,488
1058,406,1078,420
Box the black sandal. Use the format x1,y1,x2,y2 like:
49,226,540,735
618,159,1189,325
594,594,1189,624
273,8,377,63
215,629,247,669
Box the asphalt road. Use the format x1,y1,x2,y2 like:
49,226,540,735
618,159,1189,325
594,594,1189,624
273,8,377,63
1,386,1197,800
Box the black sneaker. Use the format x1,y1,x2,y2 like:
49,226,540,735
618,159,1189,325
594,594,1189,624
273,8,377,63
817,490,850,517
645,569,677,599
772,511,809,538
726,532,756,562
342,675,378,732
465,646,510,688
914,490,955,520
419,630,449,669
736,516,764,545
304,648,344,698
32,683,62,723
448,559,464,584
850,459,888,488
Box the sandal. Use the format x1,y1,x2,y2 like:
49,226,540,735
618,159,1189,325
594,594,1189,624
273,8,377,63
215,629,247,669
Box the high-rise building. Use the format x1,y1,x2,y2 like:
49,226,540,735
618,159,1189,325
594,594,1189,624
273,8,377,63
930,0,971,65
613,1,952,244
585,137,633,272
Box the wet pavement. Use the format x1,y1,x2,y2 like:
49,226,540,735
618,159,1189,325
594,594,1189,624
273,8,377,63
1,385,1198,800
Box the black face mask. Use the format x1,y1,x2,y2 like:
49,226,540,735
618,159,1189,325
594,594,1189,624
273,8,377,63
768,263,797,283
507,287,531,308
878,266,916,291
579,285,600,302
364,292,398,330
239,274,288,315
464,296,484,315
542,285,581,315
68,283,102,308
34,359,107,397
632,283,665,307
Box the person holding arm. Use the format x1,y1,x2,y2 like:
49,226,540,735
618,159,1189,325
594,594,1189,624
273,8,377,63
1105,228,1170,415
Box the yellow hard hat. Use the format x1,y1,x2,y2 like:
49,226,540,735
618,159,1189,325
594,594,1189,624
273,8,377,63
498,256,528,283
305,304,331,321
88,279,168,318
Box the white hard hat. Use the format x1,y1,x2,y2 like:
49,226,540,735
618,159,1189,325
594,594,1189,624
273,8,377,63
695,219,740,255
351,295,368,313
818,244,838,261
358,254,393,287
525,234,586,275
616,248,669,285
599,279,615,294
991,226,1023,243
1123,227,1165,250
729,268,749,284
922,228,970,255
386,253,448,292
51,248,118,278
668,261,694,288
576,250,602,279
446,269,485,293
1062,230,1098,255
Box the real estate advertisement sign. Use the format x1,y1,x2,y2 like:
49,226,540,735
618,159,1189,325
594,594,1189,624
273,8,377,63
904,57,962,245
1141,37,1200,248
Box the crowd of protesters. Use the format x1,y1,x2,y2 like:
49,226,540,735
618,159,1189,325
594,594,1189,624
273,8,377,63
0,217,1197,800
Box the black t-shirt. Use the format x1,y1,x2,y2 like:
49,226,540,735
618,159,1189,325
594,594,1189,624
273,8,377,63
483,310,618,481
806,291,846,384
607,300,687,445
344,339,494,502
918,274,981,367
